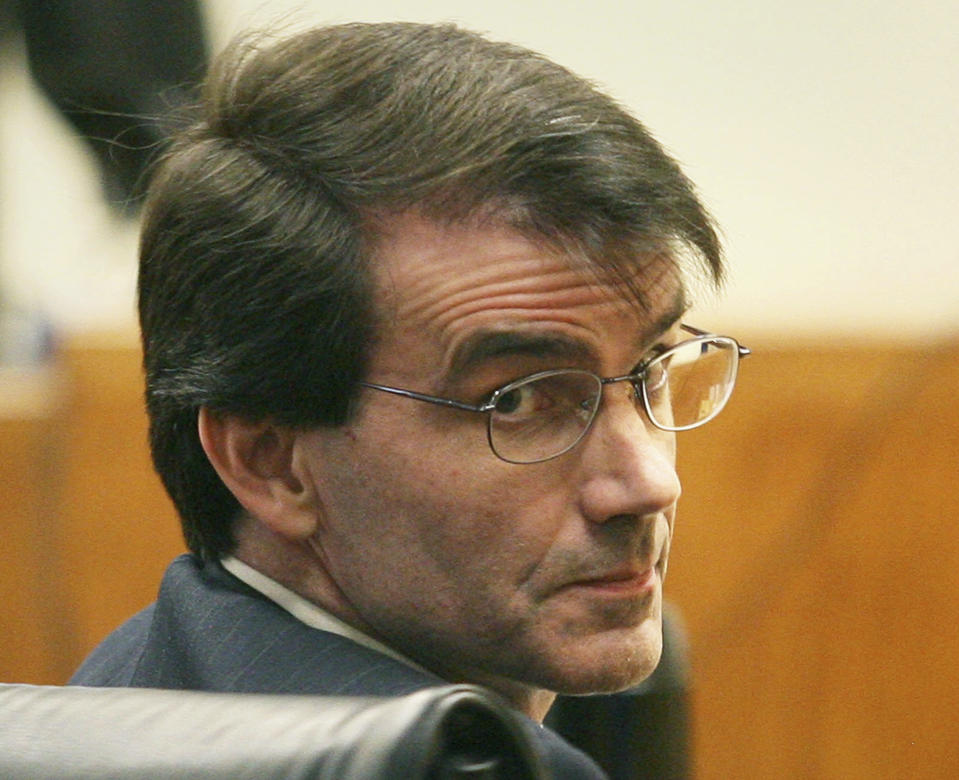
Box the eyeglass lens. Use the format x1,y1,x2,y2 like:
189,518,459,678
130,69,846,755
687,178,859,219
643,337,738,431
490,371,603,463
488,337,739,463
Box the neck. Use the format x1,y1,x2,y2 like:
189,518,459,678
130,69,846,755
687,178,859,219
431,665,558,722
233,524,558,722
516,688,558,723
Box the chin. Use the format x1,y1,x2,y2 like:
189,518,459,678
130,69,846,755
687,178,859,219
541,623,665,696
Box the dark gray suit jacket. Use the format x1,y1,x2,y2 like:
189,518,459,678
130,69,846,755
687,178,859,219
71,554,606,779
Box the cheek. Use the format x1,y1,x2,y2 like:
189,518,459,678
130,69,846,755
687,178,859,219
312,406,575,604
378,459,568,605
398,461,560,565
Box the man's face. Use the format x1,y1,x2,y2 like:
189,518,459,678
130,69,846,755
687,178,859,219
298,213,684,701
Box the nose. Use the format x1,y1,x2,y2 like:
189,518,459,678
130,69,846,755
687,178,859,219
575,387,681,524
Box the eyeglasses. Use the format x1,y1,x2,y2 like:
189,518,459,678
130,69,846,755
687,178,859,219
361,324,750,464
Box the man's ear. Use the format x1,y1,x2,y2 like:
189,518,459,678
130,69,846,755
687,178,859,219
197,407,318,540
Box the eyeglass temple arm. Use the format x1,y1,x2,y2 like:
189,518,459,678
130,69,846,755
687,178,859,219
359,382,488,413
680,323,751,359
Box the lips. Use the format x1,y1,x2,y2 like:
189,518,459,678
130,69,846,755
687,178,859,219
564,565,658,596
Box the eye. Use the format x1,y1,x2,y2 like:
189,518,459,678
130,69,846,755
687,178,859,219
493,382,547,417
490,371,600,424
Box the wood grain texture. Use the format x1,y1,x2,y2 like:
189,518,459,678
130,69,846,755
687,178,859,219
2,335,957,777
52,334,185,658
672,340,959,778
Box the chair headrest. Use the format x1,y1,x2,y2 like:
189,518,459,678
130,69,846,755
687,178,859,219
0,683,544,779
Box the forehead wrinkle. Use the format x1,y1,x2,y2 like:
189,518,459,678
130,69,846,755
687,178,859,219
431,282,637,377
369,214,689,386
393,262,592,328
442,282,688,385
382,265,686,378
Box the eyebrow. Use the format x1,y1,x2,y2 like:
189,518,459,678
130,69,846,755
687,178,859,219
446,331,594,386
446,290,689,383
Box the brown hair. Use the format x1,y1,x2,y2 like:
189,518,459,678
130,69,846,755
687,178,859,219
138,22,723,559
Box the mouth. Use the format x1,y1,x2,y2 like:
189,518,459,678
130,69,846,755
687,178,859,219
562,565,659,598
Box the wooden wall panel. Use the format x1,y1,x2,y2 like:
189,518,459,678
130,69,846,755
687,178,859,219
671,340,959,779
53,333,185,660
2,334,957,779
0,367,71,683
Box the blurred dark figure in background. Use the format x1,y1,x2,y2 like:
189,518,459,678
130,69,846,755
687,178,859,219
0,0,207,360
3,0,208,211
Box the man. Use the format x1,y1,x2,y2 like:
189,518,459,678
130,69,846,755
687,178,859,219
72,22,747,777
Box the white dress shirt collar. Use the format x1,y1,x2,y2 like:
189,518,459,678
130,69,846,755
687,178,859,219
220,555,428,673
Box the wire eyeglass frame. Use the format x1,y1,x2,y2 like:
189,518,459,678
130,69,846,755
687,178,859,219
361,324,751,464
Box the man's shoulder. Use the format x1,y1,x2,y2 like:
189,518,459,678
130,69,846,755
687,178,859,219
70,554,606,777
69,603,156,686
69,554,206,687
70,554,441,696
